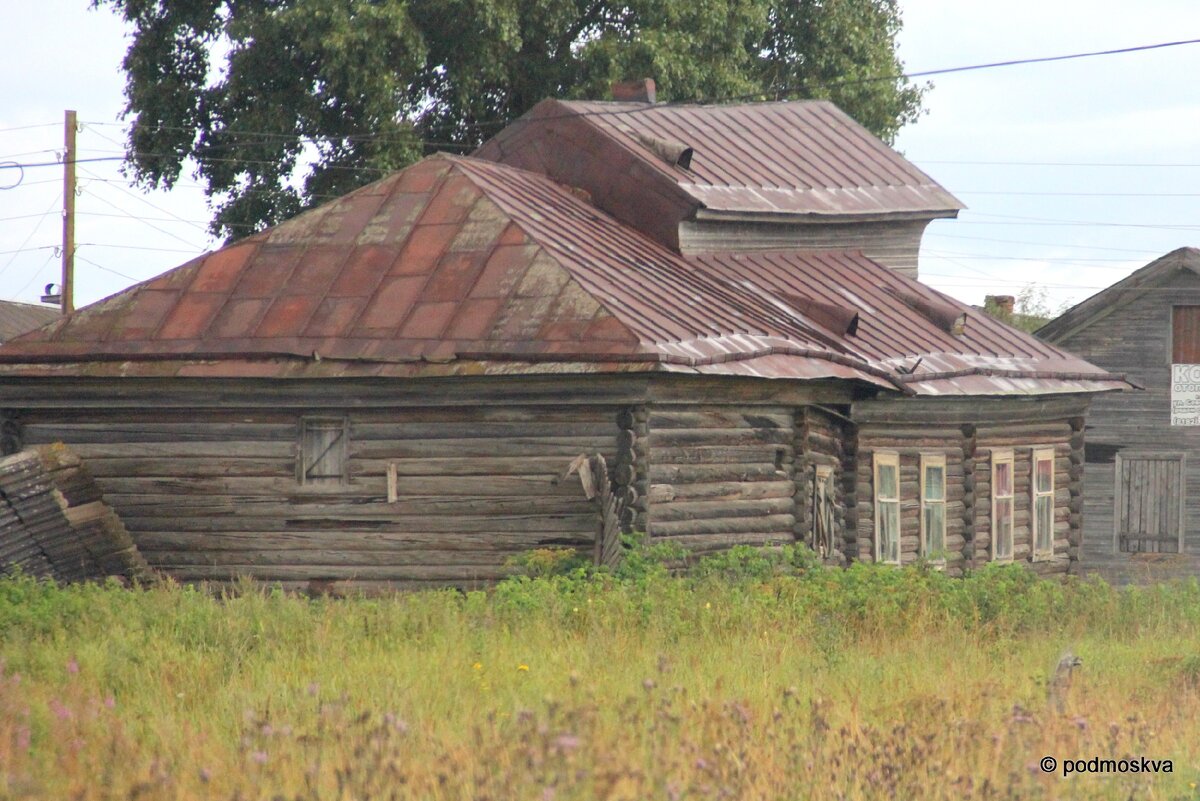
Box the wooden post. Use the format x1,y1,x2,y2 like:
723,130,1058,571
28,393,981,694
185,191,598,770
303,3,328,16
61,110,76,314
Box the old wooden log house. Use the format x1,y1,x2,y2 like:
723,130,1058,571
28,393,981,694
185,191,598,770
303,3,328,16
0,90,1129,590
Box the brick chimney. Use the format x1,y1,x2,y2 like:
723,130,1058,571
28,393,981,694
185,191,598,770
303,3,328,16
611,78,656,104
985,295,1015,315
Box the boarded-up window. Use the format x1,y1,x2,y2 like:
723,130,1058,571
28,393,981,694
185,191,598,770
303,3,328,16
299,418,348,486
874,452,901,565
1172,306,1200,363
920,454,946,563
1116,453,1185,554
1031,449,1055,560
992,450,1014,561
812,464,836,559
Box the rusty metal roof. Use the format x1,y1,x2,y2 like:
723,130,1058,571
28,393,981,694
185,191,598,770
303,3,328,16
0,300,58,343
689,250,1127,395
0,153,1122,396
490,99,963,219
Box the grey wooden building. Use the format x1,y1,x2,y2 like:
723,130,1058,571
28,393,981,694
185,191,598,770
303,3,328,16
1039,247,1200,582
0,99,1127,591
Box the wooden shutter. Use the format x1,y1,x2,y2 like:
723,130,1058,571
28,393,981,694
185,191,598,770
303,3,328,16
1115,453,1185,553
299,419,347,486
1172,306,1200,363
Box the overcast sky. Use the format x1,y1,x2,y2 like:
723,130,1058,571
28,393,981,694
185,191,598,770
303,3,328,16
2,0,1199,315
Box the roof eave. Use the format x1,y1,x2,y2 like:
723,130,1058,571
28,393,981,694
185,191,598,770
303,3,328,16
691,207,961,225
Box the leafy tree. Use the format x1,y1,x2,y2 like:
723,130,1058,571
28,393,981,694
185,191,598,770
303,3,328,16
96,0,926,240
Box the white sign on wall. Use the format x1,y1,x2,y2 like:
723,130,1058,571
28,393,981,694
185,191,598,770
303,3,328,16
1171,364,1200,425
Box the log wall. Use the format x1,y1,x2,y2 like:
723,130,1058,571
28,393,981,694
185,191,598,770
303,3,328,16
16,405,623,591
852,423,968,575
645,406,797,552
851,397,1087,577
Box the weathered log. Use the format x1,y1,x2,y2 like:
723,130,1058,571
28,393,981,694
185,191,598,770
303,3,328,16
650,463,782,483
650,513,795,537
647,479,794,502
651,496,795,523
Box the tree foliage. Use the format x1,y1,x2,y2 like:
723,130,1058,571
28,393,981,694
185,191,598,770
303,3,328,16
96,0,926,240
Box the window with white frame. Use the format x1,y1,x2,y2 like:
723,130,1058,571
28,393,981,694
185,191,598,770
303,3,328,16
1031,448,1055,559
298,417,348,486
991,450,1014,561
874,452,901,565
921,453,947,563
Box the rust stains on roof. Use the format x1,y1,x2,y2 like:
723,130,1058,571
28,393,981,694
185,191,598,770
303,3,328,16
0,153,1122,396
477,99,963,220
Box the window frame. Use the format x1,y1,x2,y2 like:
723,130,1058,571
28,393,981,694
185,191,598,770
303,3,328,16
1031,447,1056,561
920,453,947,566
991,449,1015,562
297,416,349,487
873,451,902,566
1171,305,1200,366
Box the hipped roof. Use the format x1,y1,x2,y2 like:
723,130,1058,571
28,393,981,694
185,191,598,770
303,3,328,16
0,154,1123,396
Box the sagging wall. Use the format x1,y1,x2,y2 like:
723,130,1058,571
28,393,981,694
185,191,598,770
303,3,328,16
13,403,625,591
850,398,1087,578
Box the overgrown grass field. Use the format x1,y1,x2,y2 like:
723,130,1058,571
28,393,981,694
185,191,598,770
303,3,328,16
2,547,1200,800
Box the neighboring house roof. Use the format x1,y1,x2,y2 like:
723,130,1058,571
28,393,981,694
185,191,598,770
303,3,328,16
1037,247,1200,344
475,98,964,221
0,154,1123,397
0,300,58,343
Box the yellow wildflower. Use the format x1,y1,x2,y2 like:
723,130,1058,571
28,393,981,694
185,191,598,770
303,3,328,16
518,664,529,672
472,662,482,671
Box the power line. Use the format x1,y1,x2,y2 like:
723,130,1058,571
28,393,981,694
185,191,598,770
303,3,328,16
80,182,207,249
75,253,140,283
902,37,1200,80
0,123,58,134
917,159,1200,168
0,244,56,257
958,190,1200,198
78,165,214,237
923,232,1168,256
76,242,202,254
923,248,1142,266
0,210,59,224
0,192,61,277
13,251,58,298
953,211,1200,231
71,36,1200,143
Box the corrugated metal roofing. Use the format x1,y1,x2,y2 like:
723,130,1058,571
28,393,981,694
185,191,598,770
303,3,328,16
547,100,963,218
0,300,58,343
0,153,1122,396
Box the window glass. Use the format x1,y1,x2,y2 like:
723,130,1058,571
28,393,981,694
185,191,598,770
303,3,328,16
878,463,898,499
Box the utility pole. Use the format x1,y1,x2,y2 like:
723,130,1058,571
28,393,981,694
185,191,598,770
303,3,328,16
61,109,76,314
